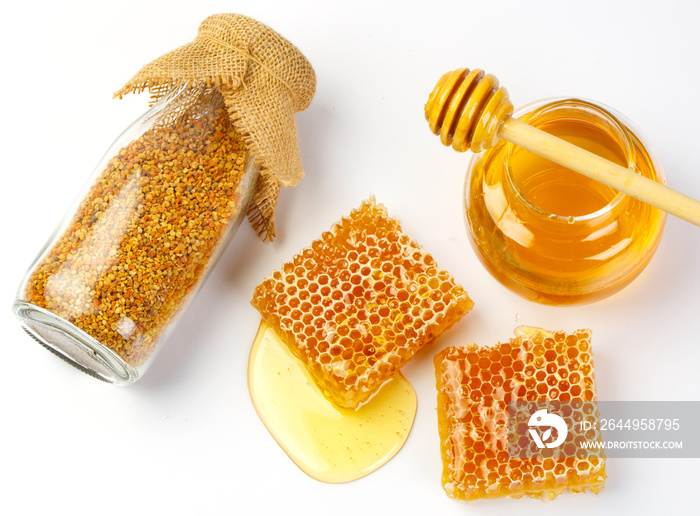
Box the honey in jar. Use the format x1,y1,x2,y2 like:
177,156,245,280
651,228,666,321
464,98,666,304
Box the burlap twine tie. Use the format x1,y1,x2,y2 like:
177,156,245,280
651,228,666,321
115,13,316,241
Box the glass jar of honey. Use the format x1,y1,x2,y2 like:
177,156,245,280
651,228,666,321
464,98,666,304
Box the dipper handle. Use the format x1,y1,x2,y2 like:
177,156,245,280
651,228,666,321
426,68,700,227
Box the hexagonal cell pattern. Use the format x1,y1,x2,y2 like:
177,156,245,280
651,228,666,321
433,328,606,501
251,196,473,409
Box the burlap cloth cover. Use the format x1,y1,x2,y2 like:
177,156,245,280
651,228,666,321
115,13,316,240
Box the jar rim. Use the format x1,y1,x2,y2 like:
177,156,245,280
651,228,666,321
502,98,634,225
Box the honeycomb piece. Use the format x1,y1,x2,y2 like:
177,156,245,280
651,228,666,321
251,196,473,409
434,328,606,501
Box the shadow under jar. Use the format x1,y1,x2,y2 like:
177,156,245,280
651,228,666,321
14,85,258,383
464,98,666,304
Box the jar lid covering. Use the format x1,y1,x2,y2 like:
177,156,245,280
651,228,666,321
115,13,316,240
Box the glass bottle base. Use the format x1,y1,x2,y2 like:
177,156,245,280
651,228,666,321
13,301,139,384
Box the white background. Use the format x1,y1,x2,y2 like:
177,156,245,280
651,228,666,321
1,1,698,514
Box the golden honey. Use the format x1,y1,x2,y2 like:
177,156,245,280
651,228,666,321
248,321,416,483
434,327,606,501
249,197,473,482
465,99,666,304
251,196,473,409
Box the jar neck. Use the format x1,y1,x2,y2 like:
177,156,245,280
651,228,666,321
501,99,635,232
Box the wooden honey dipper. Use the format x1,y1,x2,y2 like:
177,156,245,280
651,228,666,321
425,68,700,227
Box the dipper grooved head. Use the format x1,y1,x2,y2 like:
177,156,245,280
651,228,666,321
425,68,513,153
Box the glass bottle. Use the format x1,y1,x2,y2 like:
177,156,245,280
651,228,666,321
14,85,258,383
464,98,666,304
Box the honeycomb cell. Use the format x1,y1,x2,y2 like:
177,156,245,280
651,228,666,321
434,328,605,501
252,196,473,409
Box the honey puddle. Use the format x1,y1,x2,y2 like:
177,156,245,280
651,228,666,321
248,321,417,483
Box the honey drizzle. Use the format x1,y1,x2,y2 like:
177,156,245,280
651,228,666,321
248,321,417,483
